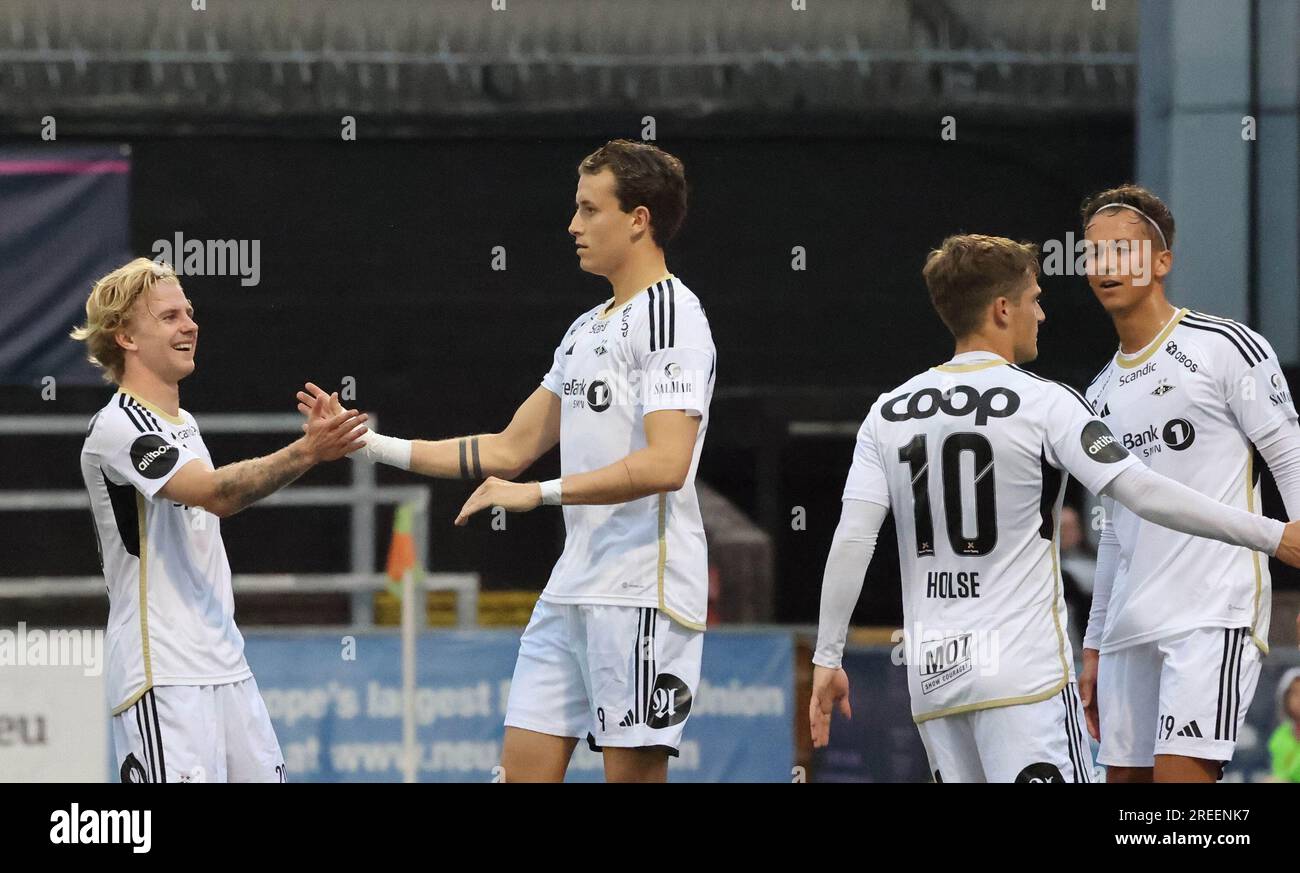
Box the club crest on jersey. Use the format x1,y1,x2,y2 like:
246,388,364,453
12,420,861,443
130,434,179,479
881,386,1020,426
1150,379,1174,397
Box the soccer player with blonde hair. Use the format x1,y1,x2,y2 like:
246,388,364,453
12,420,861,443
73,257,367,782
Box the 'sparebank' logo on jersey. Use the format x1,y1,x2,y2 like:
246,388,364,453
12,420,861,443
130,434,180,479
1118,360,1157,385
1162,418,1196,450
1079,420,1128,463
1119,418,1195,458
1164,340,1198,372
565,377,613,412
881,386,1020,426
586,380,612,412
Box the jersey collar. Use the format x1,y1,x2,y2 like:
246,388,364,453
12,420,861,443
597,273,675,320
116,388,186,425
1115,307,1187,369
933,351,1009,373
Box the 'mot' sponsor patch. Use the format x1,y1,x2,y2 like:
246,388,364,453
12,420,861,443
920,633,973,694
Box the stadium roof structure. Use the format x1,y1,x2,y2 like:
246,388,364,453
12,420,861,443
0,0,1136,133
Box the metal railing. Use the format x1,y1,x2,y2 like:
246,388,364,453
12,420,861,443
0,411,479,629
0,409,479,782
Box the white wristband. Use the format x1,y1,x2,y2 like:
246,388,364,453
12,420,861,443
539,478,563,506
354,430,413,471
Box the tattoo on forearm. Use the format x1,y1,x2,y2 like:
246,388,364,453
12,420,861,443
215,445,311,514
458,436,483,479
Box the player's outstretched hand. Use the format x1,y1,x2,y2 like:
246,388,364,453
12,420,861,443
296,381,345,429
454,476,542,526
1276,521,1300,570
809,664,852,749
301,391,368,463
1079,647,1101,742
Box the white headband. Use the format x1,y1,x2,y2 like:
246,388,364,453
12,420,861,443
1089,202,1168,251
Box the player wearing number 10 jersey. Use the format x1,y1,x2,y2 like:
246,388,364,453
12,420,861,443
808,235,1300,783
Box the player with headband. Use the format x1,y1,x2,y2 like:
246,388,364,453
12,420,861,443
808,233,1300,783
1079,184,1300,782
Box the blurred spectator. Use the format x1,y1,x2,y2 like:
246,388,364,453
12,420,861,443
1059,506,1098,655
1270,668,1300,783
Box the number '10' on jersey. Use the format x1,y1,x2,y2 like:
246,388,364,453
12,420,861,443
844,352,1138,721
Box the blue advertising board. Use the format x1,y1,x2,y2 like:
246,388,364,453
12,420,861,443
816,645,1300,782
244,628,794,783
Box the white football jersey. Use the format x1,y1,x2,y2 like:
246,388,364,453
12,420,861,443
539,276,716,629
80,390,252,714
845,351,1140,722
1085,308,1298,654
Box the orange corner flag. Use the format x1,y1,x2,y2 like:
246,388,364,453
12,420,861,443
385,503,423,598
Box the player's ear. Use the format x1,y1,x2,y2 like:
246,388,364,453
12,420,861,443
114,328,137,352
1153,248,1173,280
990,297,1010,329
630,205,651,240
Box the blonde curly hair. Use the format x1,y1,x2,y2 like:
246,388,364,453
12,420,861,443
70,258,181,384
